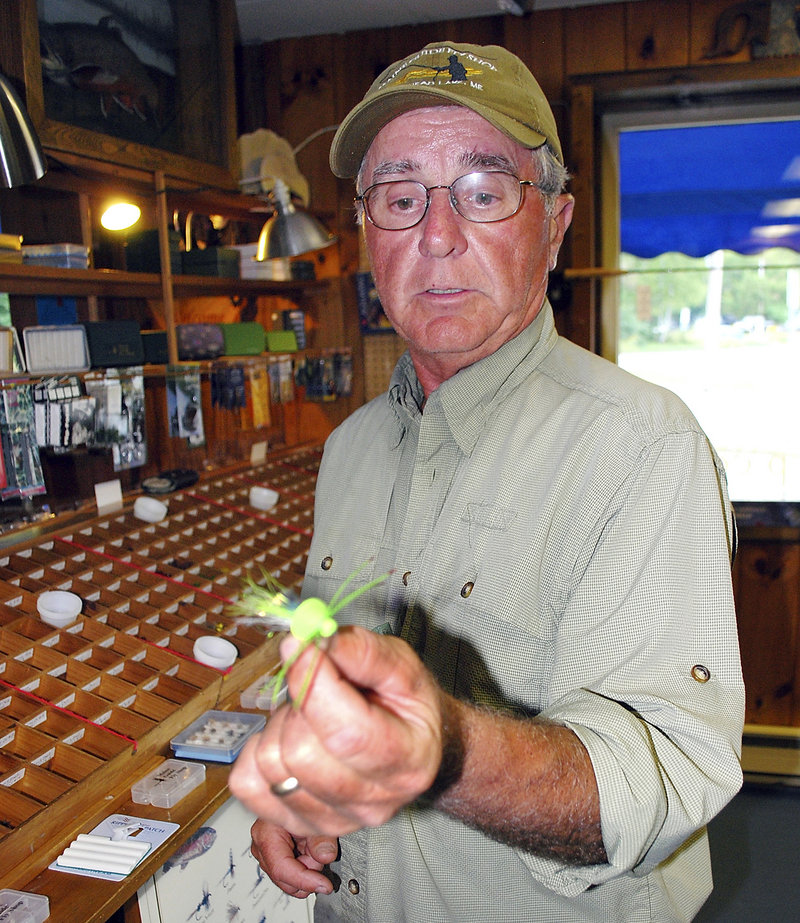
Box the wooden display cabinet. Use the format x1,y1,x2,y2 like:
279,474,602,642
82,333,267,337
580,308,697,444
1,0,238,188
0,443,323,922
0,6,350,917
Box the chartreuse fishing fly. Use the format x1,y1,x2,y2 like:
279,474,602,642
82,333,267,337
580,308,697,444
230,562,389,707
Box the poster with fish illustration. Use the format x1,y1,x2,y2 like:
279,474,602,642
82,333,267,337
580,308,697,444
137,797,314,923
37,0,225,163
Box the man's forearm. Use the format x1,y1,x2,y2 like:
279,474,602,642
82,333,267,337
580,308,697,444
428,695,607,866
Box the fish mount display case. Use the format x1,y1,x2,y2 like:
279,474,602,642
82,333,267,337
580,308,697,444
2,0,238,186
0,443,322,922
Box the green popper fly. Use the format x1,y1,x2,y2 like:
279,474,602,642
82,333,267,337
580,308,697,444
229,562,390,707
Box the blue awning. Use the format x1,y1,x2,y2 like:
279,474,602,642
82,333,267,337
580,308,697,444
619,120,800,258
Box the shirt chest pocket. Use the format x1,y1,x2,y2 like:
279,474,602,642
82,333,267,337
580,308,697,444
421,503,559,713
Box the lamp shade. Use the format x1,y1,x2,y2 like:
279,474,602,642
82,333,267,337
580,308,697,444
0,73,46,188
101,201,141,231
256,178,336,260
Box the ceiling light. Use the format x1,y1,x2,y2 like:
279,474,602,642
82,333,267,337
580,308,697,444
498,0,527,13
101,201,142,231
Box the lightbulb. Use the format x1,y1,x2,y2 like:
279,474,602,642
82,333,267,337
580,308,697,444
101,201,141,231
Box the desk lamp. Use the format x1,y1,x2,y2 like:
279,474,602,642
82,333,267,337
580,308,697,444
255,177,336,261
0,73,46,188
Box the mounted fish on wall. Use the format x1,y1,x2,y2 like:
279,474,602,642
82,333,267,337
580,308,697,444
36,0,223,161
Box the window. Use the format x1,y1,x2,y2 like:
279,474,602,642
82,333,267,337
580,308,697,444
604,112,800,501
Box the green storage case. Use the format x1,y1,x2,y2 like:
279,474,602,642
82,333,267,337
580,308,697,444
181,247,241,278
125,229,181,275
220,322,266,356
265,330,298,352
141,330,169,364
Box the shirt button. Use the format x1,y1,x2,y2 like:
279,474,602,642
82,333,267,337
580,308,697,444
321,556,333,571
347,879,360,895
460,581,474,598
691,664,711,683
402,571,411,586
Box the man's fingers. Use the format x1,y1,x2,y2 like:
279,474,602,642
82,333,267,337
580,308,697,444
248,820,334,897
285,627,442,752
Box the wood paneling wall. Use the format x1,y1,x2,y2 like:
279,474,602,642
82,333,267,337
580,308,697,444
238,0,800,351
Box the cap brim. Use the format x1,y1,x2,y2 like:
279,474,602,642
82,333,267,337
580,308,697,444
329,87,550,179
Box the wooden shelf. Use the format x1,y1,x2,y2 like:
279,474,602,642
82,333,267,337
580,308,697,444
0,123,354,496
0,262,330,299
0,263,161,298
41,149,272,223
172,274,330,299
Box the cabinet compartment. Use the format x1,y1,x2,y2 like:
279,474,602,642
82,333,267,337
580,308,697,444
0,785,41,833
25,706,83,741
32,740,103,782
0,725,55,762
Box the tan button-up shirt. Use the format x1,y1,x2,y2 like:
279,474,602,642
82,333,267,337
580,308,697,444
304,303,744,922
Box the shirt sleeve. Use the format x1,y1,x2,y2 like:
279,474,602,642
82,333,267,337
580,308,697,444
526,430,744,894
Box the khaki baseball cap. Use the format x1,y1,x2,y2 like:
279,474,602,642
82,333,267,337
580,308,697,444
329,42,562,178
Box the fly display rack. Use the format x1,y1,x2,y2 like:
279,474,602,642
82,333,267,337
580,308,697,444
0,443,322,897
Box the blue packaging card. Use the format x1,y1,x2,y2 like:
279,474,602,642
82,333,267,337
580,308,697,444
36,296,78,325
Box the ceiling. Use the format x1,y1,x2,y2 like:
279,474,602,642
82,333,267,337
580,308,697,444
234,0,630,45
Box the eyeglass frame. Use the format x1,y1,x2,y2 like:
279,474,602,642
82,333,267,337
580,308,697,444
354,170,547,231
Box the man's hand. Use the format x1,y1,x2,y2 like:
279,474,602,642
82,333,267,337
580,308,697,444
232,622,605,891
229,626,445,838
249,819,337,898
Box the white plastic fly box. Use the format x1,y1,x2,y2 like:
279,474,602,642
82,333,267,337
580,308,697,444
240,667,287,711
131,759,205,809
0,889,49,923
228,243,291,280
23,325,90,373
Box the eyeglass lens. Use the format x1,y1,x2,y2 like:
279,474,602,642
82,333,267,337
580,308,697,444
362,172,526,229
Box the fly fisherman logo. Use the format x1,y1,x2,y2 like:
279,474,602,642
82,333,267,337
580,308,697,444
387,50,488,88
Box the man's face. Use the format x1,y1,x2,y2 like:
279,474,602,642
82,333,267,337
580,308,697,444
361,106,573,392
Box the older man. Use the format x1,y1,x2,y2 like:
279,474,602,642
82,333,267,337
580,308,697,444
230,42,744,922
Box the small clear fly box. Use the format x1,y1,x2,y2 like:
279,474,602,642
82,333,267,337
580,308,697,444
240,669,287,711
0,889,49,923
131,758,206,808
170,710,265,763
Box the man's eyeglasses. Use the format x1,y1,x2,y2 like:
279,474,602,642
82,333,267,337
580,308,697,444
355,171,544,231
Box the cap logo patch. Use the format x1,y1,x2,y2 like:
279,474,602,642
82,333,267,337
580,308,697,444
383,47,491,91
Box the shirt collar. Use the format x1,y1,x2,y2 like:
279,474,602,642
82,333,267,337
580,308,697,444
387,301,559,454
